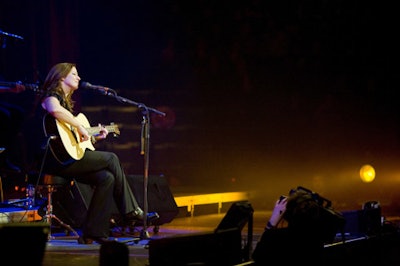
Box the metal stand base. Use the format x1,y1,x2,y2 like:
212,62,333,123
42,185,79,240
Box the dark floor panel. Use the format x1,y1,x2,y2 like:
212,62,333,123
2,206,400,266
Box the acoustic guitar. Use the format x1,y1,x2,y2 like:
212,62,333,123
43,112,120,165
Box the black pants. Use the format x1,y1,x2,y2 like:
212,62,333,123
49,150,139,238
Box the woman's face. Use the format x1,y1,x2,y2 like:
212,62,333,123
62,66,81,91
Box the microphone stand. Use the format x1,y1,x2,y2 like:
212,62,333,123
100,89,166,239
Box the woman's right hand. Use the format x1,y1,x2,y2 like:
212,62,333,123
267,196,288,228
77,125,90,142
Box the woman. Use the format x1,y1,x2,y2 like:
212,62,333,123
40,62,158,244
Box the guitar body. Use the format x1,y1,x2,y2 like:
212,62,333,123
43,113,96,165
43,113,120,165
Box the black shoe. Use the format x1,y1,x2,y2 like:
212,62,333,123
145,212,160,224
78,236,115,245
125,208,160,223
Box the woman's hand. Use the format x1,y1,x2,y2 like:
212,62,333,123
77,125,90,142
266,196,288,229
92,124,108,142
98,124,109,138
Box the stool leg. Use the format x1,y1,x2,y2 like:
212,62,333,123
44,185,53,224
44,185,79,240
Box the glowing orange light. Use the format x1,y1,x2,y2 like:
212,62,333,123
360,164,375,183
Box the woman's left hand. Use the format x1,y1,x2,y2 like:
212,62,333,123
95,124,108,140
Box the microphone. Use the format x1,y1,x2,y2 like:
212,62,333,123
80,81,111,95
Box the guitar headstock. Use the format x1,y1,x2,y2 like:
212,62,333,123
110,123,120,137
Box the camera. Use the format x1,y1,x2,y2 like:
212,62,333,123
278,195,286,202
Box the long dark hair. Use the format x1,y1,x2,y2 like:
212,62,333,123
42,62,76,111
284,188,344,245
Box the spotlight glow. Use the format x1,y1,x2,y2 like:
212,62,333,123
360,164,376,183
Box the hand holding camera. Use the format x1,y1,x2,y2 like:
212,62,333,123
265,195,288,229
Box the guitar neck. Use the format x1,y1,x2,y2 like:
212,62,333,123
86,125,119,136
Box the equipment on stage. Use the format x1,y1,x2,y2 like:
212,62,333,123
149,227,243,266
0,81,40,93
0,222,49,265
48,178,92,228
124,174,179,228
148,200,254,265
341,200,382,237
50,174,179,233
37,174,79,240
216,201,254,261
27,134,79,240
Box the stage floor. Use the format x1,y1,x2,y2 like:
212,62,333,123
1,191,400,266
0,194,267,266
42,210,269,266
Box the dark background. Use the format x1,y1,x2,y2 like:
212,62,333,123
0,1,397,212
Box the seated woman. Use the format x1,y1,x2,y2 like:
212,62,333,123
39,62,158,244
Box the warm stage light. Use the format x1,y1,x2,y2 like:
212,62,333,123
360,164,375,183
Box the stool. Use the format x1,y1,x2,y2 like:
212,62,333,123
39,174,79,240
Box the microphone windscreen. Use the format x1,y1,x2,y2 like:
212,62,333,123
79,81,91,89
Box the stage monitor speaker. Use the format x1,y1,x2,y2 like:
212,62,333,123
100,241,129,266
126,174,179,225
50,174,179,228
342,201,381,236
216,200,254,231
148,227,242,266
362,201,382,236
216,201,254,261
0,223,49,265
51,180,93,228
